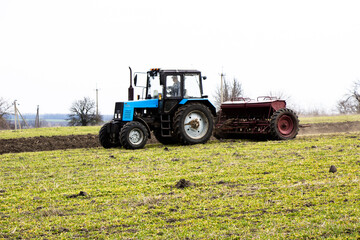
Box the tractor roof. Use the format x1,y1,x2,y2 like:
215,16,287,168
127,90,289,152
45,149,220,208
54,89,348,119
150,68,201,74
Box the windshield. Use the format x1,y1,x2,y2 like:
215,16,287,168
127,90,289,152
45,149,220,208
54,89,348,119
147,73,162,99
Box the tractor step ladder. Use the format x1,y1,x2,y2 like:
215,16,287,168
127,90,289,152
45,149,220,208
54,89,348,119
160,115,172,137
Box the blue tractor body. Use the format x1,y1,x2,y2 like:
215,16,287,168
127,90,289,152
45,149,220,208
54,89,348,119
99,68,216,149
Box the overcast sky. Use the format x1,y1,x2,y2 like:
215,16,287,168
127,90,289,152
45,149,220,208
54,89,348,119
1,0,360,115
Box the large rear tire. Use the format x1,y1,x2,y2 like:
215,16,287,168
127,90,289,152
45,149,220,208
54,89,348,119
99,123,121,148
270,108,299,140
120,121,148,149
173,103,214,145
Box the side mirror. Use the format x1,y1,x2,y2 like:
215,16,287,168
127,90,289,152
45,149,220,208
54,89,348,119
202,76,207,80
134,75,138,86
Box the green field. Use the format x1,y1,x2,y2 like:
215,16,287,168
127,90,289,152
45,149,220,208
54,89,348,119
0,126,100,139
1,132,360,239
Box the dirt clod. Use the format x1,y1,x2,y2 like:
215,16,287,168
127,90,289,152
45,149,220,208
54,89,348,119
67,191,89,198
175,179,194,189
329,165,337,173
166,218,178,223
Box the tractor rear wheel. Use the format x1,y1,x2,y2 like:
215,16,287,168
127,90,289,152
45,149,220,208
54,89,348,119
270,108,299,140
173,103,214,145
120,121,148,149
99,123,121,148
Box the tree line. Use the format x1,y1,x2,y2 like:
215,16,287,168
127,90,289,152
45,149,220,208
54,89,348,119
337,80,360,114
1,79,360,130
0,97,102,129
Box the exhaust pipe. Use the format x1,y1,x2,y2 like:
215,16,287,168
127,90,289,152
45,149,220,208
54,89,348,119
128,66,134,101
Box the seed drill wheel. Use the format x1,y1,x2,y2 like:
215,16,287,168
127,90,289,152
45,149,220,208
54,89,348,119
99,123,121,148
173,103,214,145
270,108,299,140
120,121,148,149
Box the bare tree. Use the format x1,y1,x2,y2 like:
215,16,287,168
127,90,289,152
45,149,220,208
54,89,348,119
230,78,243,100
268,91,290,101
214,77,243,108
337,80,360,114
0,98,11,129
68,97,103,126
337,99,354,114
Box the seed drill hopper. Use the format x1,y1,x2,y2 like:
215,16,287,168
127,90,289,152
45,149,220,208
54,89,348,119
214,97,299,140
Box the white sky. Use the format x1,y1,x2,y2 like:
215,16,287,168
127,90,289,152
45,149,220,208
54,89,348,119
1,0,360,115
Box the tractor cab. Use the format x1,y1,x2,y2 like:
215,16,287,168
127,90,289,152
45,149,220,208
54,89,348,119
134,68,213,115
135,68,207,101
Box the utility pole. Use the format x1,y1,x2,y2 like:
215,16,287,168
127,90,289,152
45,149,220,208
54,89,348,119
13,100,29,130
14,100,18,130
17,108,29,129
220,72,225,103
35,105,40,128
96,84,99,117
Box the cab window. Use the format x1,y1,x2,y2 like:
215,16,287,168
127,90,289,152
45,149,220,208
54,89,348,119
147,73,162,99
166,75,181,97
184,74,201,98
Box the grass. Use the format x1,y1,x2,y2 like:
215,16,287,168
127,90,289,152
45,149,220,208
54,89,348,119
299,114,360,124
0,126,100,139
1,133,360,239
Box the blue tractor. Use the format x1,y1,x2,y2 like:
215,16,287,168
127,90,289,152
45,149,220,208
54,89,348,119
99,68,216,149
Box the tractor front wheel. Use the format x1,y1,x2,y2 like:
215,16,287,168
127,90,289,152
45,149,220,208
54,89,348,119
120,121,148,149
270,108,299,140
173,103,214,145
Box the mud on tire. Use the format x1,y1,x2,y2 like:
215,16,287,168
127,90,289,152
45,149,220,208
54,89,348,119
173,103,214,145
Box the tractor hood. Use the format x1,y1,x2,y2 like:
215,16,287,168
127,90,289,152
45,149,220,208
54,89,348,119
114,99,159,121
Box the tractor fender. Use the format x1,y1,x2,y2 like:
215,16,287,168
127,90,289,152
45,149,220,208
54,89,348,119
179,99,216,117
133,117,152,139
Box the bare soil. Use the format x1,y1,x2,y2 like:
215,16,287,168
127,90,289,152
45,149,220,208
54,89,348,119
1,121,359,154
299,121,360,135
0,134,100,155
